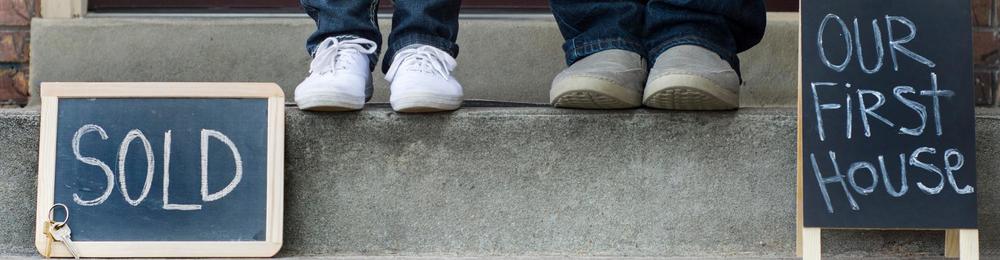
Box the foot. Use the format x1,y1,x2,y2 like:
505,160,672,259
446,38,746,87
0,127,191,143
643,45,740,110
294,37,378,111
549,49,647,109
386,45,463,113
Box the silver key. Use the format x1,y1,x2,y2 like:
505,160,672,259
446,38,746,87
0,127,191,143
49,224,80,259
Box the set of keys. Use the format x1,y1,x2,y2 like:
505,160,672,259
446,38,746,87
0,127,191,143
42,204,80,259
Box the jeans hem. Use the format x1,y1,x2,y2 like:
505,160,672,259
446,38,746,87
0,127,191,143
565,37,645,66
383,34,460,73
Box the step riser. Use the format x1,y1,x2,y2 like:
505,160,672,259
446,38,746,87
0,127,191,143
28,13,798,107
1,108,999,257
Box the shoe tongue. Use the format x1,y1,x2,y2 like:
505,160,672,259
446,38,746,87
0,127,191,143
404,57,436,74
332,51,361,71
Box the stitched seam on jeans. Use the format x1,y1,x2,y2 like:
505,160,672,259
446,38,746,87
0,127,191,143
309,34,366,56
573,39,642,54
367,0,379,33
367,0,381,71
568,38,644,65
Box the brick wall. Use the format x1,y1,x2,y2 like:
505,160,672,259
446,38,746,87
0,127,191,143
0,0,35,108
975,0,1000,106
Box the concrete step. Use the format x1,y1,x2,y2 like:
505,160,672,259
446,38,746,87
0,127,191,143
2,107,1000,258
28,13,797,107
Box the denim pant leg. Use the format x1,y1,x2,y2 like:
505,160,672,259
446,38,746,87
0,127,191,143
301,0,382,71
382,0,462,73
644,0,766,76
549,0,647,66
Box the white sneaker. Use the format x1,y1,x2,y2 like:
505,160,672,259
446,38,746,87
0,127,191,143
295,37,378,111
385,45,463,113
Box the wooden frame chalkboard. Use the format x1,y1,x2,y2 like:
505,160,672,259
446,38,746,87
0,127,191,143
34,82,285,258
795,0,979,258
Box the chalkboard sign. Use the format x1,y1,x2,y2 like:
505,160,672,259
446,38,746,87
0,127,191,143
799,0,976,229
35,83,284,257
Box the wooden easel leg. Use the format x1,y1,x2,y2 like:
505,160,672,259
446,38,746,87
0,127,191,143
796,224,803,257
945,229,959,258
960,229,979,260
945,229,980,259
802,228,821,260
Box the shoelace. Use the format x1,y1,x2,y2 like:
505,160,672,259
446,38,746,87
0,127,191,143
309,37,378,74
385,46,457,81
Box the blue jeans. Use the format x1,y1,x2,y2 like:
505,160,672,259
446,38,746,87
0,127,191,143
549,0,766,75
301,0,461,73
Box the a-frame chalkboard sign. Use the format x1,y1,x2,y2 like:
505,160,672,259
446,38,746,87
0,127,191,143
796,0,979,259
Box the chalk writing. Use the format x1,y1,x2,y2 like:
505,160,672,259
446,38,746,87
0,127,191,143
808,13,974,214
70,125,244,210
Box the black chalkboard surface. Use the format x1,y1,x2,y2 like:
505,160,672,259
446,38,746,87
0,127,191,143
36,83,284,258
54,98,268,241
800,0,977,228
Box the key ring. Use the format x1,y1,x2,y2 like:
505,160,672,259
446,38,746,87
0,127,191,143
48,203,69,229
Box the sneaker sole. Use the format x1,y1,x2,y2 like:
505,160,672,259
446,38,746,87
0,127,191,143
550,76,641,109
643,74,739,110
391,95,463,113
296,94,365,112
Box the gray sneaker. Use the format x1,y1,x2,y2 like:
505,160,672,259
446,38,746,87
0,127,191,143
643,45,740,110
550,49,647,109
